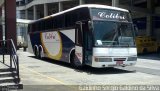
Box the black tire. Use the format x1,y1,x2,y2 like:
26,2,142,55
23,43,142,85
70,50,83,68
38,48,43,59
34,47,39,58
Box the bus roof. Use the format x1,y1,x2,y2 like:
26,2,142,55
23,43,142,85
31,4,129,23
17,19,34,24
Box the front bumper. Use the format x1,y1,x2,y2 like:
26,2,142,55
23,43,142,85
91,56,137,68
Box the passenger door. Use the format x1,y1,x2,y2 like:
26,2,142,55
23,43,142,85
82,21,93,65
75,21,93,65
75,21,83,65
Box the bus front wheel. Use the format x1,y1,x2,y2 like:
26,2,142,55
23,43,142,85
70,50,82,68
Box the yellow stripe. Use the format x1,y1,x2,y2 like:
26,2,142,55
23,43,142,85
20,65,79,91
20,65,66,85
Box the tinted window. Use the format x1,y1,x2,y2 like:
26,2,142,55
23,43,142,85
29,7,91,32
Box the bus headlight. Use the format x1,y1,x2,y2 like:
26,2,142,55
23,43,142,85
95,57,99,62
127,57,137,61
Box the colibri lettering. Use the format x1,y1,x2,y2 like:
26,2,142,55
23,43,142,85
98,12,125,20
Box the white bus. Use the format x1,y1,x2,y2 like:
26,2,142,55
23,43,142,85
28,4,137,68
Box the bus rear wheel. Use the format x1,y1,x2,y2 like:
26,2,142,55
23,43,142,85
34,47,39,58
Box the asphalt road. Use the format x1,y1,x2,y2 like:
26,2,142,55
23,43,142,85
122,54,160,76
11,50,160,91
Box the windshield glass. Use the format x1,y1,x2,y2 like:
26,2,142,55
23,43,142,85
93,21,135,47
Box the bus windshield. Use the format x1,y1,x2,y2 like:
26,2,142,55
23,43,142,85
90,8,135,47
93,21,135,47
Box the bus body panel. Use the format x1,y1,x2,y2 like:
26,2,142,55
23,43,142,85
40,31,63,60
28,29,76,63
57,29,75,62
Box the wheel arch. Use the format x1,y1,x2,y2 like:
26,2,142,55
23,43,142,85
69,48,75,63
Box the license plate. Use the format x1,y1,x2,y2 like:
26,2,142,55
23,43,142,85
116,61,123,65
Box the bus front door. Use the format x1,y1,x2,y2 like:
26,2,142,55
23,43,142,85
75,21,93,66
83,21,93,65
75,22,84,66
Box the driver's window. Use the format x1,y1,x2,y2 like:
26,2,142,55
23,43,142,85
75,24,83,46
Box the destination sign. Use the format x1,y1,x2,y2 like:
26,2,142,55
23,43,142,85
98,12,125,20
91,8,131,22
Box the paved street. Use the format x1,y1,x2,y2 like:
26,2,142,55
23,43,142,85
122,54,160,76
2,50,160,91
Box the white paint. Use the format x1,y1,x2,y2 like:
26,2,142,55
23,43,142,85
60,29,75,43
93,48,137,57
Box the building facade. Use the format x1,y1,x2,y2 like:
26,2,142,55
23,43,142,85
16,0,160,41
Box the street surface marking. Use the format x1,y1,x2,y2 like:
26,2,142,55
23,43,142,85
20,65,66,85
20,65,79,91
